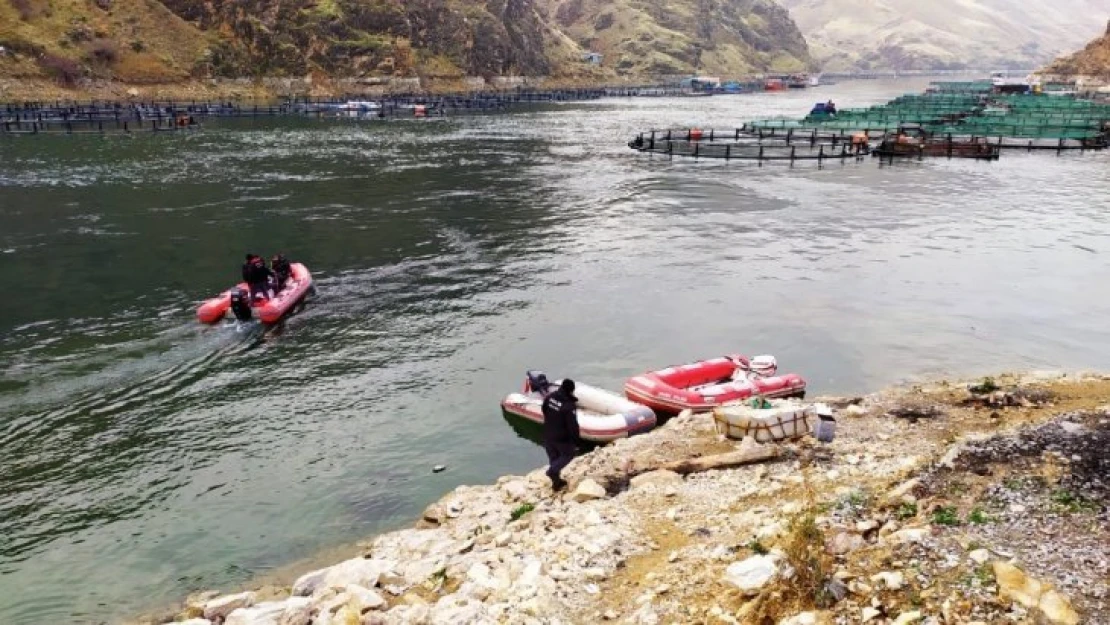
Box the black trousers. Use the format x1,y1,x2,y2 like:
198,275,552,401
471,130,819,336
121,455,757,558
544,441,576,482
248,281,272,300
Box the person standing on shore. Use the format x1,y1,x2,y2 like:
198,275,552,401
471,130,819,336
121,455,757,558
542,379,580,491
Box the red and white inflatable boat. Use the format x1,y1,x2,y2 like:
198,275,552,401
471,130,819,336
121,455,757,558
624,354,806,414
196,262,314,325
501,371,657,443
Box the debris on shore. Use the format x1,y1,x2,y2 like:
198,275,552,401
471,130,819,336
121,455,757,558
138,372,1109,625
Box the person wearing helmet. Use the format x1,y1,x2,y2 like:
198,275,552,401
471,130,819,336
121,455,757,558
541,378,580,491
242,253,274,301
271,253,292,291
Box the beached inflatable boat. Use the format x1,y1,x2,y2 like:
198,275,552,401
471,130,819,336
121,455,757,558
501,371,657,443
712,399,832,443
624,355,806,414
196,262,314,325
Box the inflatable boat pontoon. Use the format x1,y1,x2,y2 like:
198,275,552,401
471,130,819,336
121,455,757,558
624,354,806,414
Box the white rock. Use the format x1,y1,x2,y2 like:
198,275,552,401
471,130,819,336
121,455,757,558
203,592,256,621
780,612,817,625
846,405,868,417
968,549,991,565
224,601,286,625
888,528,929,545
603,609,619,620
827,532,865,555
893,611,923,625
861,607,882,622
345,584,386,610
632,603,660,625
318,558,398,593
174,620,212,625
383,604,429,625
583,568,608,581
724,555,780,596
856,520,880,533
277,597,312,625
501,480,530,500
428,595,490,623
571,479,607,502
757,522,785,540
1059,421,1086,435
494,532,512,547
781,502,803,515
870,571,905,590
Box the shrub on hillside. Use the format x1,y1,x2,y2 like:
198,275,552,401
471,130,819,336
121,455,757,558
38,53,83,86
9,0,38,20
86,39,119,64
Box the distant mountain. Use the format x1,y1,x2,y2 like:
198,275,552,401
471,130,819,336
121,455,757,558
539,0,813,76
779,0,1110,72
1043,20,1110,78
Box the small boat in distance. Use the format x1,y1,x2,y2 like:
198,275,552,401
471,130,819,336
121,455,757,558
196,263,315,325
335,100,381,112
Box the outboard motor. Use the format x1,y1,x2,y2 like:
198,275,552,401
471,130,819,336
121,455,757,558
230,287,253,322
524,370,550,396
749,355,778,378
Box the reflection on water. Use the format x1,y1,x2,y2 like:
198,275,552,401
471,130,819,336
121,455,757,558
1,79,1109,623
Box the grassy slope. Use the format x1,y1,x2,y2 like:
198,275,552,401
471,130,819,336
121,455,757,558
0,0,210,82
543,0,811,77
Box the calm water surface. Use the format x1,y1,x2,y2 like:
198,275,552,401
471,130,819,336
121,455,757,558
1,79,1109,623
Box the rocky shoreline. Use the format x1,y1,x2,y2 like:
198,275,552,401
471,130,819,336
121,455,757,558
0,75,641,104
136,371,1109,625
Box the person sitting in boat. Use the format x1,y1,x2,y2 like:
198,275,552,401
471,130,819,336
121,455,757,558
242,253,275,301
825,100,836,115
271,253,292,291
542,379,580,492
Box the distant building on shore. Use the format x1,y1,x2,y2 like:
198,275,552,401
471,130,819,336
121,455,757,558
582,52,603,65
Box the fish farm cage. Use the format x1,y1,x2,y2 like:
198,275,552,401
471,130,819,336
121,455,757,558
629,83,1110,160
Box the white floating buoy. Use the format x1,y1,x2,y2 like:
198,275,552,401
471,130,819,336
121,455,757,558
432,465,446,473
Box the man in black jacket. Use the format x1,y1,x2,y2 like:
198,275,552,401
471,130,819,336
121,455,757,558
542,379,580,491
242,253,275,301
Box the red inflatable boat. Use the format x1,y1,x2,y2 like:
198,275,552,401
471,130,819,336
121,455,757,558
624,354,806,414
196,262,314,325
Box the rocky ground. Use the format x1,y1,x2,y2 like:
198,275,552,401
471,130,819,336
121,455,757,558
0,75,629,104
139,372,1110,625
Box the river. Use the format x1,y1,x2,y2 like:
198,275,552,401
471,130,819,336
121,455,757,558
1,79,1109,624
